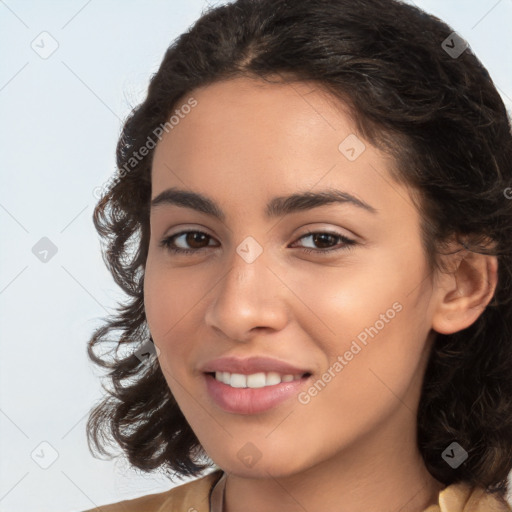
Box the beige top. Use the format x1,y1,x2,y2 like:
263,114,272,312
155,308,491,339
82,469,512,512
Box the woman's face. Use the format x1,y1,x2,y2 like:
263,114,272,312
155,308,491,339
144,77,441,477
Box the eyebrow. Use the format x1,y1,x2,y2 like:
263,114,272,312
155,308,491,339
150,187,377,221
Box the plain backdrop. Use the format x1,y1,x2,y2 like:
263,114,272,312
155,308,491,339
1,1,511,511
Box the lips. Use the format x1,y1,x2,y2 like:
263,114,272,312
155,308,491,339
200,355,313,414
200,355,312,375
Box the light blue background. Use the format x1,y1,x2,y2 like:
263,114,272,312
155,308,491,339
1,1,511,511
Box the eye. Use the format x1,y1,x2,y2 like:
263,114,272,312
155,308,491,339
159,229,357,256
290,230,357,255
159,230,218,255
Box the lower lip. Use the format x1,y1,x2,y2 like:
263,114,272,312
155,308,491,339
204,373,311,414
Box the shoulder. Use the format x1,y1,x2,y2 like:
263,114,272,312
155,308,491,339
423,481,512,512
81,469,223,512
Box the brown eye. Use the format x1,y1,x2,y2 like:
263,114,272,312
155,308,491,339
292,231,357,255
159,231,218,254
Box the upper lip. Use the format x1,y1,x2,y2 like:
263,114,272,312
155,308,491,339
200,356,312,376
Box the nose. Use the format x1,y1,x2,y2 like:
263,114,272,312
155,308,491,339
204,245,290,342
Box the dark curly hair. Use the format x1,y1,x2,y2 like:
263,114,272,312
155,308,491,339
86,0,512,499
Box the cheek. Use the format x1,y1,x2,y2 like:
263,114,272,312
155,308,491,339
143,257,204,340
144,262,187,385
144,267,172,341
286,256,407,346
143,260,212,390
288,248,430,403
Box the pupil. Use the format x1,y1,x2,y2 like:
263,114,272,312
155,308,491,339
188,232,207,248
314,233,334,248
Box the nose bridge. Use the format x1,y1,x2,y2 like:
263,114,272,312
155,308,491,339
204,237,289,339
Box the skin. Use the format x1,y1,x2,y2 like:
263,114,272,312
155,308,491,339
143,76,498,512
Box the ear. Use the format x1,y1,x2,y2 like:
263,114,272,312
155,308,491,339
431,245,498,335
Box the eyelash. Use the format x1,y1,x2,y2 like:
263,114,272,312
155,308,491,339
158,229,357,256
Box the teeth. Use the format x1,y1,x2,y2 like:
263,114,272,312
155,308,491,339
247,372,266,388
214,371,305,388
266,371,282,386
230,373,246,388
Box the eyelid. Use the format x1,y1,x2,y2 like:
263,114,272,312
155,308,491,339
294,225,358,242
163,223,216,238
162,222,358,241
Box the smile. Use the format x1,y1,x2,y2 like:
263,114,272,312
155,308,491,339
213,371,307,388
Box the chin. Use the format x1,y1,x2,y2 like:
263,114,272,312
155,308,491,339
211,451,310,479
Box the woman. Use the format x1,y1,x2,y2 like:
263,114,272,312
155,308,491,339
84,0,512,510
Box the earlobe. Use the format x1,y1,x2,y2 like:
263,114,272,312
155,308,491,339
431,250,498,335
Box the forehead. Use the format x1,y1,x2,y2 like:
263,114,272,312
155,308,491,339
153,76,367,179
172,76,354,140
150,76,417,226
155,76,360,156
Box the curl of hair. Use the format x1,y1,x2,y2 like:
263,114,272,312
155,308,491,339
86,0,512,498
